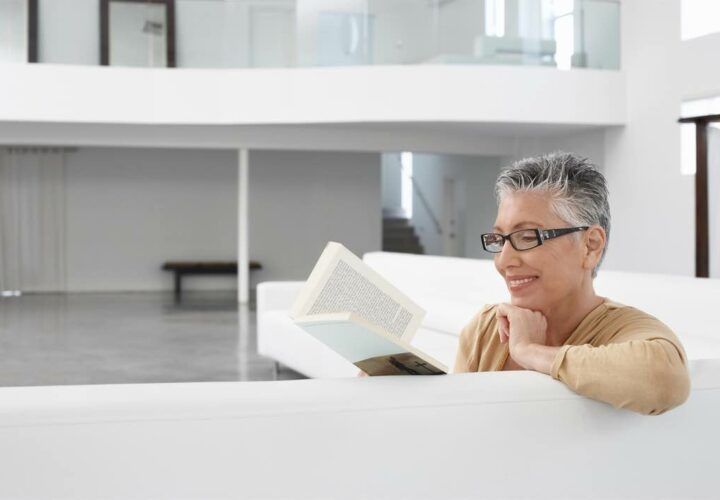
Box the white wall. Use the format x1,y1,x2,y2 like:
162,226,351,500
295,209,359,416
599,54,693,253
248,150,381,287
65,147,382,292
381,154,403,215
464,157,505,259
411,153,468,256
681,32,720,100
515,128,607,169
409,153,501,259
65,148,238,292
602,0,693,276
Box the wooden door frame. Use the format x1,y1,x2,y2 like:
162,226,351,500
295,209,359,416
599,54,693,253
679,113,720,278
100,0,176,67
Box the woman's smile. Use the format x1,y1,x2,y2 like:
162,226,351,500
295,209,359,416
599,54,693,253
506,275,539,292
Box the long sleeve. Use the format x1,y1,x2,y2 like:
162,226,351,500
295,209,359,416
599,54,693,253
453,313,482,373
452,305,498,373
550,323,691,415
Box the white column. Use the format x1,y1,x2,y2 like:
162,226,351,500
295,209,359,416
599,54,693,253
238,149,249,304
603,0,693,275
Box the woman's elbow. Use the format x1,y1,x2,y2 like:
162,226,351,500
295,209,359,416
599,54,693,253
638,364,691,416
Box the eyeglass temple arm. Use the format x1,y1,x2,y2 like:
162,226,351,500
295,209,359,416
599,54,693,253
541,226,589,240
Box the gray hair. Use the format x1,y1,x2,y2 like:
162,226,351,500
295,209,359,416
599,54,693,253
495,152,610,278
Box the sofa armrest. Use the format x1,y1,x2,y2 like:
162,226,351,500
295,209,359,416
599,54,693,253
256,281,305,313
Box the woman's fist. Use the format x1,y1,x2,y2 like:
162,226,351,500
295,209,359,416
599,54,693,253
495,303,548,366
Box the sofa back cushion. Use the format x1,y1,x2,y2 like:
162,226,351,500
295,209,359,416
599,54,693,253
594,270,720,335
363,252,720,356
1,360,718,499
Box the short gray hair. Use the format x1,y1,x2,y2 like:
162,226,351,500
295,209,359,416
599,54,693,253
495,152,610,278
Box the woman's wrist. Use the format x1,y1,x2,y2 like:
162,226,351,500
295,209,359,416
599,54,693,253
513,343,559,375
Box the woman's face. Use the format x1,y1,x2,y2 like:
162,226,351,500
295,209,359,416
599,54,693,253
493,191,592,313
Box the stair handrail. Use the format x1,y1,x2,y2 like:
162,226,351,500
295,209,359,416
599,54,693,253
401,166,443,235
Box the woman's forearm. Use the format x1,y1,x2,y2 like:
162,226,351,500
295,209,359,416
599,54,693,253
513,339,689,415
513,343,559,375
550,340,690,415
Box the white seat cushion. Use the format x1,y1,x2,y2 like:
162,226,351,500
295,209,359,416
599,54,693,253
410,327,460,371
258,310,358,379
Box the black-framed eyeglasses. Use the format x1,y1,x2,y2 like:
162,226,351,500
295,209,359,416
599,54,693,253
481,226,589,253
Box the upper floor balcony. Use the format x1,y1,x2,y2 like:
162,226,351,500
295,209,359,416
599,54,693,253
0,0,623,141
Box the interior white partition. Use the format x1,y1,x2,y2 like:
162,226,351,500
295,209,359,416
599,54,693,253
0,64,624,127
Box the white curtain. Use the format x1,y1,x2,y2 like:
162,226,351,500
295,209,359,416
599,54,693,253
0,148,67,293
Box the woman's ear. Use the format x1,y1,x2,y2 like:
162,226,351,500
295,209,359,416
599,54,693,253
583,225,606,270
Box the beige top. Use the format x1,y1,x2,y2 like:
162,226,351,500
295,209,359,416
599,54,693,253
453,299,691,415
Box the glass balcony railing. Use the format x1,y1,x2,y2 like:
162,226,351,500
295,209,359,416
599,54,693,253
0,0,620,70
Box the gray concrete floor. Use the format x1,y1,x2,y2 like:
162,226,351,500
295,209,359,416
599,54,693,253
0,291,306,387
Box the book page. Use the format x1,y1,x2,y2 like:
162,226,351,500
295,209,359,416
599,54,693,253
290,242,425,341
295,313,447,375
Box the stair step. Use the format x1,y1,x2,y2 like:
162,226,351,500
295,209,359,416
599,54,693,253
383,240,417,249
383,226,415,238
382,217,411,228
384,234,420,245
383,244,424,254
381,217,424,255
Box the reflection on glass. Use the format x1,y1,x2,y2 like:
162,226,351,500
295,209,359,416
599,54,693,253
552,6,574,70
485,0,505,37
296,0,373,66
248,5,295,67
316,11,372,66
0,0,28,63
109,1,167,67
17,0,621,70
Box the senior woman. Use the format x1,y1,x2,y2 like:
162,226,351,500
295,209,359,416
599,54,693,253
453,152,690,416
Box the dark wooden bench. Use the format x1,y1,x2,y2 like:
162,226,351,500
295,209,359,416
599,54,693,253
161,261,262,302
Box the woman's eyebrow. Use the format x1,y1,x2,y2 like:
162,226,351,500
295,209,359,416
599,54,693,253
493,221,544,232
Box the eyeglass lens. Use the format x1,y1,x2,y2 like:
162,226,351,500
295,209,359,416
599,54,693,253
483,229,540,252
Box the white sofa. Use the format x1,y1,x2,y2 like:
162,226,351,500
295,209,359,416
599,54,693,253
258,251,720,379
3,252,719,498
0,361,719,499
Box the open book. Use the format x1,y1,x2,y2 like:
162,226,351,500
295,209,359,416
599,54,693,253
290,242,447,376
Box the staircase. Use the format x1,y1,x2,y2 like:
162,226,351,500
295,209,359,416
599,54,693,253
382,217,424,254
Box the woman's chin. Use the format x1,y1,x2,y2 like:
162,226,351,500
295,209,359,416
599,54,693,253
509,293,541,309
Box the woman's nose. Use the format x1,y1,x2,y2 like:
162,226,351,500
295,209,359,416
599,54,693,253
495,239,521,270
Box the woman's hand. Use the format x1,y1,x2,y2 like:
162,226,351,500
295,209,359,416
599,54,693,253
495,303,556,374
357,370,369,378
496,303,548,350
